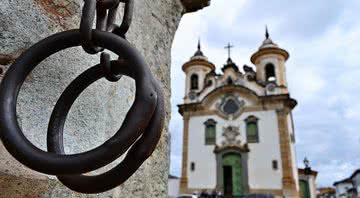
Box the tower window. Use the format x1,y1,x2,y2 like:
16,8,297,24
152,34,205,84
204,119,217,145
190,74,199,90
245,116,259,143
272,160,278,170
191,162,195,171
265,63,276,81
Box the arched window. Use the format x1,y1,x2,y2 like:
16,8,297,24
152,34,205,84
265,63,276,81
204,119,217,145
190,74,199,90
245,116,259,143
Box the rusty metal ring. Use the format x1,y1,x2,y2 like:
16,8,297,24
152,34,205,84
47,60,164,193
0,29,158,175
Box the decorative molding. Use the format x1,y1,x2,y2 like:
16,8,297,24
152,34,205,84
244,115,259,123
204,118,217,126
181,0,211,13
222,126,241,145
214,144,250,154
251,47,289,64
182,59,215,72
178,93,297,117
216,94,245,119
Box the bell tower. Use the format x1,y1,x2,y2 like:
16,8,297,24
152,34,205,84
182,40,215,102
250,27,290,93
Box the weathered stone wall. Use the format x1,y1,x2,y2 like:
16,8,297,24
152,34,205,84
0,0,184,197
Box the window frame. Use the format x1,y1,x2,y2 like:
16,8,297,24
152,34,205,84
245,116,259,143
190,74,199,90
204,119,217,145
265,63,276,82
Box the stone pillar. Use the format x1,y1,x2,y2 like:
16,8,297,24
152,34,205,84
276,109,299,198
0,0,211,197
179,113,190,194
0,0,210,197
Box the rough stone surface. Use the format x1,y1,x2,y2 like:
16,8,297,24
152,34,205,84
0,0,184,197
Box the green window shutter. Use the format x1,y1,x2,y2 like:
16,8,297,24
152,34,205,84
205,125,216,145
246,122,259,143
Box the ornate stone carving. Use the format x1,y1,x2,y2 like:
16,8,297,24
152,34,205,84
217,94,245,117
213,126,250,154
222,126,241,145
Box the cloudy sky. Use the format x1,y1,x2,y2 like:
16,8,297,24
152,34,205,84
169,0,360,187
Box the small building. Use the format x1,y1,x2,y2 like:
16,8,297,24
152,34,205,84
298,167,318,198
317,187,336,198
350,170,360,197
333,169,360,198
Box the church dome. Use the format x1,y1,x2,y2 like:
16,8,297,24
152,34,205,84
250,27,289,64
259,37,279,49
182,40,215,72
190,40,208,61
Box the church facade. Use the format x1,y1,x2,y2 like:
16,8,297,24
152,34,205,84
178,31,309,198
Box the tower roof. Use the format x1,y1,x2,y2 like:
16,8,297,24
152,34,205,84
259,26,279,49
250,26,289,64
194,39,204,56
190,39,208,61
182,40,215,72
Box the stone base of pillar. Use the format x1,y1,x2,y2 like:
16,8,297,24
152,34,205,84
179,177,189,194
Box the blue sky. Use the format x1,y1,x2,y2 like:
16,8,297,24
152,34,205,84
169,0,360,187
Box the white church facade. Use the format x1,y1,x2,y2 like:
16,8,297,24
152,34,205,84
177,30,317,198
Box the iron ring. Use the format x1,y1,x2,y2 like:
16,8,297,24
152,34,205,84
0,29,157,175
47,60,164,193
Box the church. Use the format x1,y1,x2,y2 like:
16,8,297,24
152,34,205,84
176,30,317,198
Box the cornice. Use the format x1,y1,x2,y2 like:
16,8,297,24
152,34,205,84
250,47,290,64
178,93,297,115
182,59,215,72
214,144,250,154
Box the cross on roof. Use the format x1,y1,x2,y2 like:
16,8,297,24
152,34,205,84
224,43,234,59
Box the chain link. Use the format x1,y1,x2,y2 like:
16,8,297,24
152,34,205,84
81,0,134,54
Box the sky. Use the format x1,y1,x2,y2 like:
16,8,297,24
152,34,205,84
169,0,360,188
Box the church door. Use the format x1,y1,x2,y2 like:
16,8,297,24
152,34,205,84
222,153,243,197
